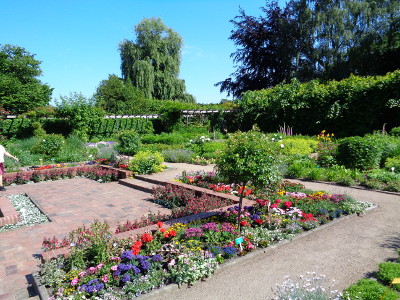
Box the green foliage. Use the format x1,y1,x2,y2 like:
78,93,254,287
32,134,65,158
141,132,187,145
56,134,89,163
282,137,318,156
129,150,164,174
119,17,195,103
0,44,52,114
55,92,105,141
115,130,141,156
343,279,399,300
377,262,400,291
336,137,382,170
94,74,147,114
238,71,400,137
161,149,193,163
216,130,283,188
385,157,400,173
390,127,400,137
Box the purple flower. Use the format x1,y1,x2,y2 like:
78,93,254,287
121,273,131,283
140,260,151,270
201,222,220,232
117,263,131,271
151,254,162,262
132,266,141,274
121,250,134,260
185,227,204,237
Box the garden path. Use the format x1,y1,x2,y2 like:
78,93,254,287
0,163,399,300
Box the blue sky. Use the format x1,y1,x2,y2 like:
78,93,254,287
2,0,285,104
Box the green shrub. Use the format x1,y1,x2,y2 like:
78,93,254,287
377,262,400,291
56,134,89,163
141,132,187,145
365,134,400,166
361,178,385,190
343,279,399,300
336,137,382,170
305,167,325,181
385,157,400,173
390,126,400,137
384,180,400,192
161,149,193,163
32,134,66,158
140,143,183,152
129,151,164,174
115,130,141,156
282,137,319,156
286,157,316,178
365,169,400,183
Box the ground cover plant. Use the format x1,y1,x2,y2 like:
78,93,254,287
38,177,371,299
0,193,49,232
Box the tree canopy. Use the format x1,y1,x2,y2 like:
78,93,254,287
0,44,53,114
119,17,195,103
94,74,147,115
217,0,400,98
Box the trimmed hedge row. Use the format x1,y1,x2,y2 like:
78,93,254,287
0,117,154,139
238,70,400,137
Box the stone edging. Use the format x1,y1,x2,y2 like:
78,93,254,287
0,196,21,226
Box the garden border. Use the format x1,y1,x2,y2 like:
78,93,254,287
0,195,21,226
32,204,377,300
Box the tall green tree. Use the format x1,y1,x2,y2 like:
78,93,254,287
0,44,52,114
119,17,195,103
218,0,400,97
94,74,147,114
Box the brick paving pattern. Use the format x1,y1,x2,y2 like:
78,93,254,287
0,163,214,299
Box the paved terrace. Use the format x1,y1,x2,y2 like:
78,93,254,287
0,163,399,299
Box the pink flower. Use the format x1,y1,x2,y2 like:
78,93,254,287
78,271,86,277
111,265,118,271
71,277,79,286
102,275,109,283
168,259,176,266
88,267,96,274
96,263,104,270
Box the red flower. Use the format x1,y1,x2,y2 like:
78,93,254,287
270,203,278,209
240,221,248,226
283,201,292,209
156,221,163,228
131,240,143,255
141,233,153,243
164,230,177,238
275,199,281,204
160,228,166,233
254,219,263,224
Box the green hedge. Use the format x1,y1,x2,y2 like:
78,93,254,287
0,117,154,139
239,70,400,137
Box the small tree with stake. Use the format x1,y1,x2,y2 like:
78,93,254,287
216,130,283,232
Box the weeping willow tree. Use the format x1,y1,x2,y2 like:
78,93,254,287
119,17,195,103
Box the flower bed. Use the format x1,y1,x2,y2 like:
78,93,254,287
3,165,122,186
37,177,372,299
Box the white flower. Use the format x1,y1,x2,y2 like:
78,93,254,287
280,144,285,148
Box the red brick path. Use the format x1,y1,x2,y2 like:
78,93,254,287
0,178,170,298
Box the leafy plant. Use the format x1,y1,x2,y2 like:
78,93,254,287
161,149,193,163
32,134,65,158
376,262,400,291
343,279,399,300
115,130,141,155
336,136,382,170
216,129,283,231
129,150,164,174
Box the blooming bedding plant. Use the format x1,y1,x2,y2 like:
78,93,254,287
39,178,372,299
